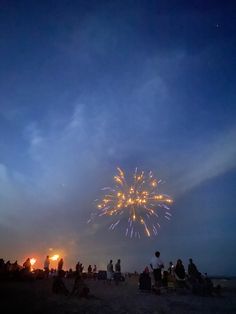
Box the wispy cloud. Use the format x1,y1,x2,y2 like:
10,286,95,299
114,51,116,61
171,127,236,195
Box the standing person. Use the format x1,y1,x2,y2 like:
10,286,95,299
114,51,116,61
188,258,200,281
93,265,97,280
78,262,84,274
87,264,92,278
75,261,81,274
114,259,121,285
107,260,114,284
88,265,92,273
44,255,50,278
150,251,164,288
58,258,64,271
23,258,31,272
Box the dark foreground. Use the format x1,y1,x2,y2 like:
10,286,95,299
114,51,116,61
0,276,236,314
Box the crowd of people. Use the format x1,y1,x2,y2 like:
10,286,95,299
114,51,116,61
0,258,30,280
139,251,221,296
0,252,222,298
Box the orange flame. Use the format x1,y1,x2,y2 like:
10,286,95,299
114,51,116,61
30,258,36,266
50,254,59,261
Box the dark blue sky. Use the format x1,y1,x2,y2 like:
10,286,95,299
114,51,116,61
0,0,236,275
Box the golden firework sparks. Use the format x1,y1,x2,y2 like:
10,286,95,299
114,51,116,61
89,167,173,238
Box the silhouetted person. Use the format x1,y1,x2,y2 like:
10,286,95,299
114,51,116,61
76,261,84,274
168,261,175,276
174,259,189,289
203,273,214,295
0,258,4,269
58,258,64,271
0,259,5,279
162,271,169,287
150,251,164,287
114,259,121,285
11,261,20,278
23,258,31,272
175,259,185,280
5,261,11,273
139,267,151,291
71,272,90,298
88,265,92,273
107,260,114,283
52,270,69,295
11,260,19,271
44,255,50,278
93,264,97,280
188,258,200,280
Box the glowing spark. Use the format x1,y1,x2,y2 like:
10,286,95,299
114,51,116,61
90,167,173,237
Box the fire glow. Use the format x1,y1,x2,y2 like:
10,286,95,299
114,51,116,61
50,254,59,261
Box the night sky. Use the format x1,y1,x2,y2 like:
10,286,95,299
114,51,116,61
0,0,236,276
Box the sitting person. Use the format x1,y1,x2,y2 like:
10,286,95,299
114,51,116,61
174,259,189,289
162,270,169,288
192,273,221,296
71,273,90,298
139,267,151,291
203,273,214,295
168,261,175,276
52,270,69,295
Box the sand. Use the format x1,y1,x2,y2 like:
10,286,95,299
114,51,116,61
1,275,236,314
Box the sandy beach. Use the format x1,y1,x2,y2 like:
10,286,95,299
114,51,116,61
1,275,236,314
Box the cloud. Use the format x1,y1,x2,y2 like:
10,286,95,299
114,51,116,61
171,126,236,195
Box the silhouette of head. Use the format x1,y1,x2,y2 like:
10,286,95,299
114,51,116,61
155,251,160,257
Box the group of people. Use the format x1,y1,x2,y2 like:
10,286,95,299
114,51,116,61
139,251,221,296
0,259,21,279
0,258,37,281
52,263,90,298
107,259,122,284
1,252,222,297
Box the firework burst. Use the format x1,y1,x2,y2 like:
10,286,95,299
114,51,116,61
89,167,173,238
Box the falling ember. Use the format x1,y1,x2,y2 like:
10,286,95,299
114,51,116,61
50,254,59,261
89,167,173,238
